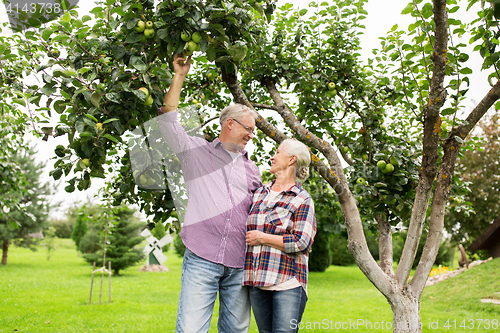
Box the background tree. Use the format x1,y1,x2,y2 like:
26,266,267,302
0,144,53,265
80,205,145,275
445,112,500,252
5,0,500,331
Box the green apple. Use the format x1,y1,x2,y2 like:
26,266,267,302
48,49,60,58
187,40,197,52
144,28,155,38
328,89,337,97
342,146,349,154
356,177,365,185
385,163,394,173
138,87,149,97
207,72,215,81
191,31,201,43
362,154,369,161
389,156,398,166
181,31,191,42
147,178,155,186
82,159,91,168
191,98,199,104
139,175,148,185
144,95,154,106
328,82,336,91
377,160,387,170
135,20,146,33
145,21,153,29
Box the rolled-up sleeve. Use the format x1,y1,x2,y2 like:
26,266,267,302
283,197,316,254
157,110,205,155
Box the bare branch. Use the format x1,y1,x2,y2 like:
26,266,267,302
251,103,279,111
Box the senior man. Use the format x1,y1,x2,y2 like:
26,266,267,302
158,53,262,333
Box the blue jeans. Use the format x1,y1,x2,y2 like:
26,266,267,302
249,286,307,333
176,248,250,333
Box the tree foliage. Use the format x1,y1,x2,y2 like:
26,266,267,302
79,205,145,275
0,144,53,264
445,113,500,248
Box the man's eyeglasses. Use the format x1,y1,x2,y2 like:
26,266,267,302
231,118,255,135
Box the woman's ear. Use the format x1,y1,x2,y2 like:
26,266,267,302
289,155,297,165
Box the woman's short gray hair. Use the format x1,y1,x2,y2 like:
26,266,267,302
219,103,258,126
281,138,311,182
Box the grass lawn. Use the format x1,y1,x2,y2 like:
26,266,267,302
0,238,498,332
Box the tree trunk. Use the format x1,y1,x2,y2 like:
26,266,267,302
1,239,9,265
390,291,422,333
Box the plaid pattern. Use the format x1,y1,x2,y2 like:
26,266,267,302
243,181,316,294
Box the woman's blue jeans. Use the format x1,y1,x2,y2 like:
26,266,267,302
249,286,307,333
176,248,250,333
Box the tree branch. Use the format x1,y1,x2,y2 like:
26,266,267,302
396,0,448,286
412,78,500,296
377,211,394,277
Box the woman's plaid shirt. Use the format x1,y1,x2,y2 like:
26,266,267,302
243,181,316,294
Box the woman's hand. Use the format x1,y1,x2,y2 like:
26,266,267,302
245,230,266,246
246,230,286,252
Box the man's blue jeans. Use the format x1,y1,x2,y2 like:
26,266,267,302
249,286,307,333
176,248,250,333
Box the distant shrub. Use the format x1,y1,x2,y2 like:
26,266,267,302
309,230,331,272
50,219,74,239
173,234,185,257
329,233,355,266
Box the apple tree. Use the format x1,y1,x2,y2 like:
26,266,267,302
6,0,500,332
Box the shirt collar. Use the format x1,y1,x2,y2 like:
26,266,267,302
213,138,249,159
264,180,301,195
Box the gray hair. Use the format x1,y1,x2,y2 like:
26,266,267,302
219,103,258,126
281,138,311,182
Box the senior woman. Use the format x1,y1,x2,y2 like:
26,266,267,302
243,138,317,333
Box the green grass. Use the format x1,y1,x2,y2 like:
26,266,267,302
1,239,499,332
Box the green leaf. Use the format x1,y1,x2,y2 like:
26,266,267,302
54,100,66,114
50,168,63,180
299,9,308,16
106,93,121,103
130,56,147,71
90,92,101,108
84,114,98,123
207,45,216,62
41,28,53,41
13,98,26,107
401,3,413,14
459,67,473,75
125,33,143,43
80,131,94,137
104,134,119,143
102,118,119,124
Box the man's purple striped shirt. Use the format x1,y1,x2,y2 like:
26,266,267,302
158,111,262,268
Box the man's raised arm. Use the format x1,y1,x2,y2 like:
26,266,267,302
160,53,192,113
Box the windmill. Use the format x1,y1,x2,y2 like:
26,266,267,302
141,228,173,266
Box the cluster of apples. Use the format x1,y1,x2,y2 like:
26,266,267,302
377,156,397,174
327,81,337,97
138,87,154,106
181,30,202,56
135,19,155,39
